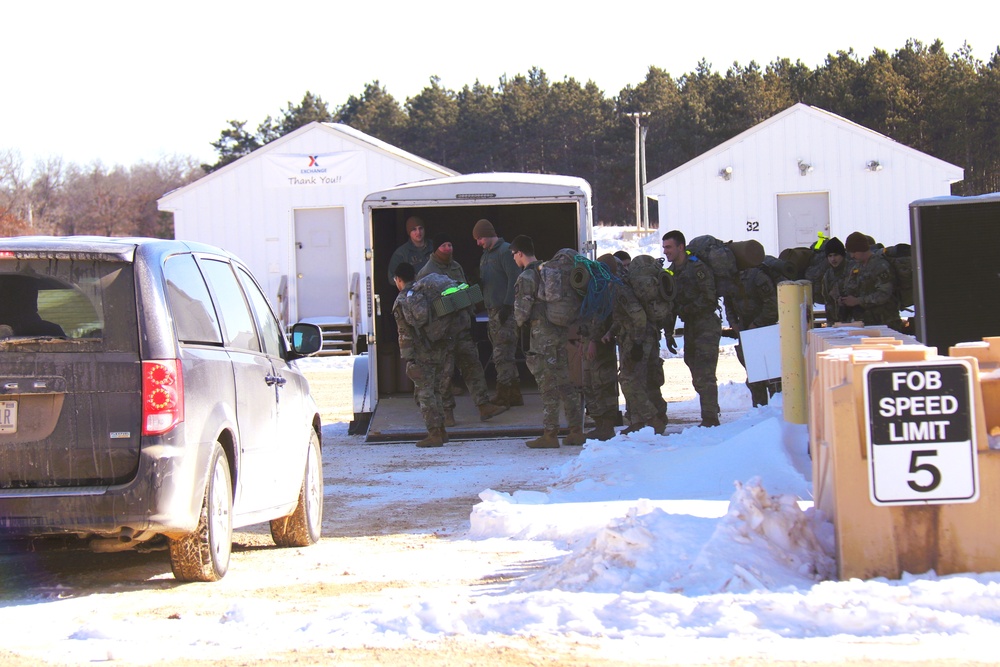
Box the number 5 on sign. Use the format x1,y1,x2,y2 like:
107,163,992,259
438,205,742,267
863,360,979,506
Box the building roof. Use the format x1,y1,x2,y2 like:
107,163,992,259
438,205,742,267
645,103,963,191
159,122,457,205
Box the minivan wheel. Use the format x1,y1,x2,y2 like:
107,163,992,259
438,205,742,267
270,429,322,547
169,443,233,582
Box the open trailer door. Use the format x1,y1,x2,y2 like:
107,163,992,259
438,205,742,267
349,173,594,442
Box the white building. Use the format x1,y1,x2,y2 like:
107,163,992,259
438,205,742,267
157,122,456,353
644,103,964,254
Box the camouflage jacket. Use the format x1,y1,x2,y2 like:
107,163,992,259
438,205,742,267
821,260,853,323
668,256,718,325
842,254,899,325
513,260,543,328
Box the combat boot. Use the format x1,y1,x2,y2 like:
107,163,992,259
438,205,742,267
562,425,586,446
649,415,668,435
416,428,446,448
699,415,720,427
504,382,524,407
621,421,647,434
525,429,560,449
444,409,456,427
584,415,616,441
489,384,509,407
478,402,508,421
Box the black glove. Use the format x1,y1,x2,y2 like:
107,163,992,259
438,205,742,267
665,335,678,355
629,342,644,362
499,304,513,325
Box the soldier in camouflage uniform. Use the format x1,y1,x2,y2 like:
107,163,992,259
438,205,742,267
576,255,621,441
838,231,903,331
602,256,667,434
662,230,722,427
728,265,779,407
473,219,524,408
819,237,854,324
392,263,451,448
387,216,432,283
416,235,507,424
511,235,585,448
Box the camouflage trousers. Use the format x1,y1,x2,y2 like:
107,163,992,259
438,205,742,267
487,308,520,386
439,326,491,409
582,339,618,419
408,344,449,430
618,335,660,423
682,313,721,419
526,320,582,431
647,346,667,417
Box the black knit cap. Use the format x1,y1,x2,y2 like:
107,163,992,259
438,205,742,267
825,237,846,257
845,231,871,253
431,234,452,251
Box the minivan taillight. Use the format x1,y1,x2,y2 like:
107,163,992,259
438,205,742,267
142,360,184,435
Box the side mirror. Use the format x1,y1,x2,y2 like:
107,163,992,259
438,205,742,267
289,322,323,356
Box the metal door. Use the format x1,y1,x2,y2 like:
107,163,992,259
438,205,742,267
776,192,830,251
294,207,348,318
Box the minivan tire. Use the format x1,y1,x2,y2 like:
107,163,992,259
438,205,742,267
169,443,233,582
270,429,322,547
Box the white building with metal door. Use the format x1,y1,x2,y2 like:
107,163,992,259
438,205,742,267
644,103,964,254
158,122,456,354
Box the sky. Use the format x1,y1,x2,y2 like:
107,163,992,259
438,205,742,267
3,228,999,664
4,0,1000,171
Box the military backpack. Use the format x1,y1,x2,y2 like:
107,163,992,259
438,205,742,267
534,248,584,327
398,273,464,342
626,254,675,327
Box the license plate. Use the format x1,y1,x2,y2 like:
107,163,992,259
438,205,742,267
0,400,16,433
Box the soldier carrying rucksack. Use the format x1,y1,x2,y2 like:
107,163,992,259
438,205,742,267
511,236,586,449
393,263,506,448
393,263,461,447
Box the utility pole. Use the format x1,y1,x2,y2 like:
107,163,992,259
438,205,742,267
625,111,650,231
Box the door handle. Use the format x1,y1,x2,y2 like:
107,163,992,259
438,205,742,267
265,374,287,387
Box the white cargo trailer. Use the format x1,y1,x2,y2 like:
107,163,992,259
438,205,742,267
350,173,594,441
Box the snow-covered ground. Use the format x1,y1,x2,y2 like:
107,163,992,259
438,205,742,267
2,227,998,665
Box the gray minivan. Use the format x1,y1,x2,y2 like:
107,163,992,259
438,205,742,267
0,237,324,581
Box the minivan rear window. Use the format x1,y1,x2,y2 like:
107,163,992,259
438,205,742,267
0,259,137,352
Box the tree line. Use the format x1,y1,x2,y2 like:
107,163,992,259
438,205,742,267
205,38,1000,224
0,153,202,237
3,38,998,236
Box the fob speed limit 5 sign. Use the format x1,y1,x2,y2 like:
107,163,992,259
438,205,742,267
863,360,979,506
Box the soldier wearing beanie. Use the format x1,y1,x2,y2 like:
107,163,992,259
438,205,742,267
473,218,524,408
472,218,497,240
838,231,903,331
821,237,853,323
825,237,846,257
417,234,460,281
387,216,431,283
416,232,507,425
844,231,871,254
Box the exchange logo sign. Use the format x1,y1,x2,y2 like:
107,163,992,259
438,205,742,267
863,360,979,506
